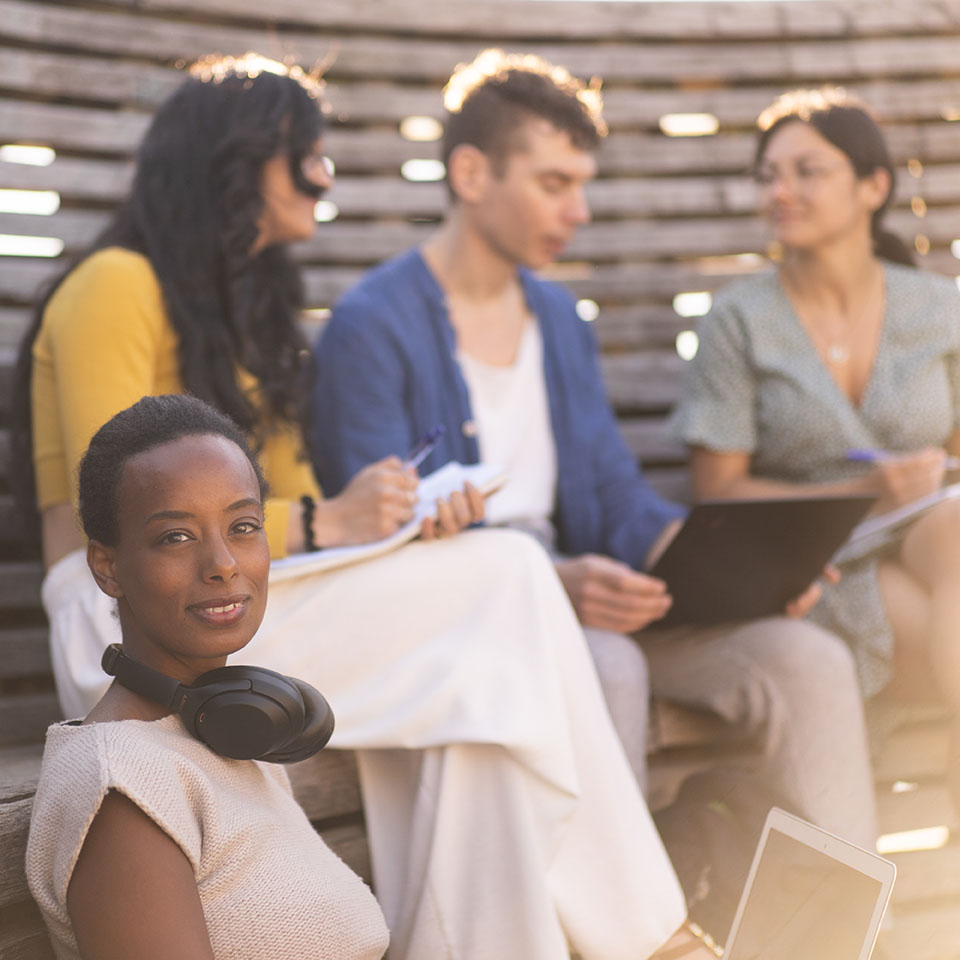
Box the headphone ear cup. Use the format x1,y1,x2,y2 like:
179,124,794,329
187,667,307,761
260,677,335,764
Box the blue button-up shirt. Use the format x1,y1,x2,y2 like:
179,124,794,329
312,248,685,570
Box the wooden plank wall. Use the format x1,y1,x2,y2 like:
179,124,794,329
2,4,960,956
3,0,960,502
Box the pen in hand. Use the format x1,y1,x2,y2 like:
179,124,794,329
404,426,446,470
847,448,960,470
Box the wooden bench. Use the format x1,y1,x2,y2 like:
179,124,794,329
4,1,960,956
3,361,960,960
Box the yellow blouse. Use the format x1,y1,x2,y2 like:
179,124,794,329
31,247,320,558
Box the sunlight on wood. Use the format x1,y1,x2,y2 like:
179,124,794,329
876,826,950,855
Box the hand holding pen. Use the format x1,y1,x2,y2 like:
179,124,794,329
404,425,446,470
847,448,960,470
313,455,420,547
403,424,486,539
847,446,952,511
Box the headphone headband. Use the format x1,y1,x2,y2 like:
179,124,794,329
102,643,182,708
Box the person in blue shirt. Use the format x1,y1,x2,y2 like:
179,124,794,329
312,49,877,849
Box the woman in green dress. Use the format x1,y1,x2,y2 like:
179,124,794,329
673,87,960,806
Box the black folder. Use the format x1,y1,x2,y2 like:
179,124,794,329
647,494,876,627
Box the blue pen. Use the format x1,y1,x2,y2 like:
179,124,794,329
404,425,446,470
847,448,960,470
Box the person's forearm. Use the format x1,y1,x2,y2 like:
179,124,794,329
693,471,876,503
285,497,348,554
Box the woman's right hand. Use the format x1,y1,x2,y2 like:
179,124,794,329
313,456,418,547
870,447,946,513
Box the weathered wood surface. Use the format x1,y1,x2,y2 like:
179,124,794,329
80,0,960,41
2,3,960,957
4,0,960,336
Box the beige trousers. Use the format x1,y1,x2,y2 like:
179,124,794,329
583,617,877,850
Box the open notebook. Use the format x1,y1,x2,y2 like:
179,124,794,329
834,480,960,564
269,461,506,582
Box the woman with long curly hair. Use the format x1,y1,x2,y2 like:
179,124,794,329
12,54,707,960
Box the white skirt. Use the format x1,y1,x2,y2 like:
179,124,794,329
43,528,685,960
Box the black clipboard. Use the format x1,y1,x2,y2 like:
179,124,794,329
647,494,876,627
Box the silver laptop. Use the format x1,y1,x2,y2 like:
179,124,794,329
724,808,896,960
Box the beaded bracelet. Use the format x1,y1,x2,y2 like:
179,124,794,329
300,494,319,552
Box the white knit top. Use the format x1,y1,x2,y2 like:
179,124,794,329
26,714,389,960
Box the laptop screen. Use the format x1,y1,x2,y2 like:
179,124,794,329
726,826,884,960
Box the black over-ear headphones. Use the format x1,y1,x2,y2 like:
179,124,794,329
101,644,334,764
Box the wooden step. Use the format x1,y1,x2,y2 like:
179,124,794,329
890,842,960,904
881,901,960,960
0,628,50,682
0,694,61,748
0,900,54,960
0,563,43,611
878,781,957,837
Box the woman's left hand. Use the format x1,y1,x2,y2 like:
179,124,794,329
785,565,840,618
420,482,485,539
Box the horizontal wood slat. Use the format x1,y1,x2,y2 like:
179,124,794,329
0,562,43,610
1,209,957,270
877,782,958,837
2,257,956,328
889,843,960,904
0,798,33,908
8,43,960,131
0,0,950,73
287,750,364,823
883,902,960,960
0,628,51,681
873,720,952,784
0,694,61,748
0,903,55,960
4,6,960,957
85,0,960,42
7,160,960,223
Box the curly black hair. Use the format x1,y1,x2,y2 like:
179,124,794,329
12,59,324,536
79,394,268,547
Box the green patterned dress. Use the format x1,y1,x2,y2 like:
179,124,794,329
672,263,960,695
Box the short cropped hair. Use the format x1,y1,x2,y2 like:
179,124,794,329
78,394,268,546
441,49,606,183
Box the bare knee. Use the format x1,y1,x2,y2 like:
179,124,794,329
902,499,960,582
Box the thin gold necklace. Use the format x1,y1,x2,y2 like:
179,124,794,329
793,274,884,367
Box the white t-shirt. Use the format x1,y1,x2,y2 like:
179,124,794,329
458,320,558,527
